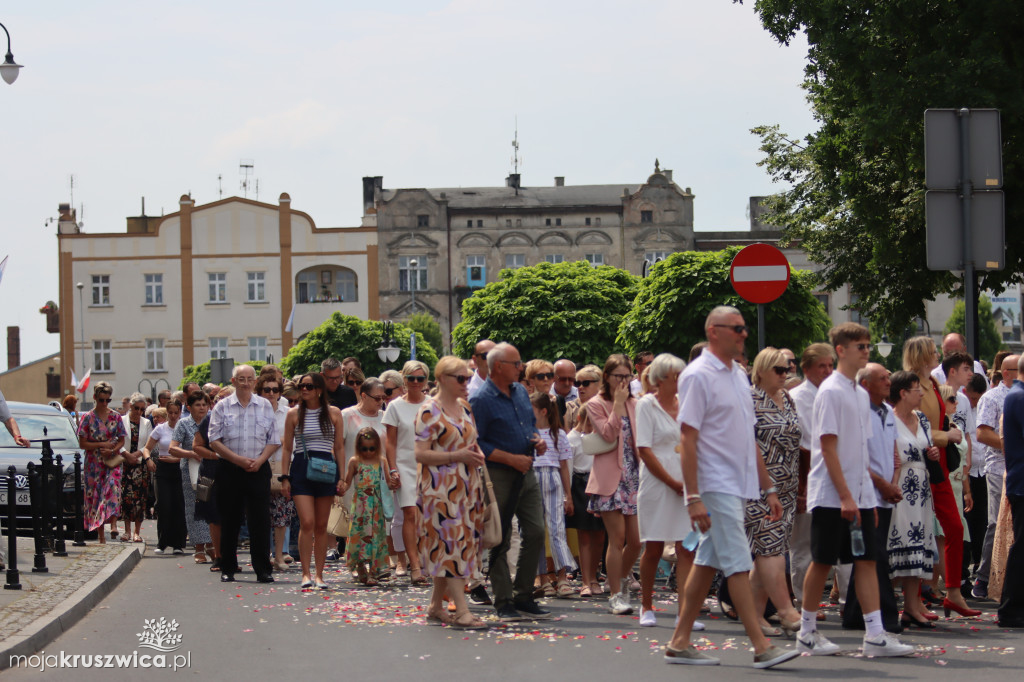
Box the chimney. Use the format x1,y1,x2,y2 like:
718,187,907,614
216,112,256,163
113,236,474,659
57,203,80,235
362,177,377,214
506,173,521,190
554,176,564,187
663,169,673,182
7,326,20,369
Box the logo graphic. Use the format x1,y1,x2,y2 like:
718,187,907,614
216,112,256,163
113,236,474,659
14,475,28,489
136,618,183,652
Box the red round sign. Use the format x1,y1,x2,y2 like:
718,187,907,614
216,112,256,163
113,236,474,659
729,243,791,304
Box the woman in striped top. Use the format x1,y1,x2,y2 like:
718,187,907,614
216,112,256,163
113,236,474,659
280,372,345,590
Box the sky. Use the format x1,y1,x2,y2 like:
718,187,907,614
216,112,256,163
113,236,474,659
0,0,816,373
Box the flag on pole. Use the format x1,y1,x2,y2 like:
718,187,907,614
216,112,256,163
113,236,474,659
76,368,92,393
0,255,8,288
71,368,79,390
284,303,296,333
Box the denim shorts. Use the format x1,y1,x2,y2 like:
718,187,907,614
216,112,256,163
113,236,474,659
694,491,754,577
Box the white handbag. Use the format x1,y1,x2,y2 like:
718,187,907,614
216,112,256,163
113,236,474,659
581,430,617,456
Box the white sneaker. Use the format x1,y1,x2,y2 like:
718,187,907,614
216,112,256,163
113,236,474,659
673,615,706,631
862,632,915,657
153,548,164,554
608,593,633,615
639,608,657,627
618,585,632,610
796,630,840,656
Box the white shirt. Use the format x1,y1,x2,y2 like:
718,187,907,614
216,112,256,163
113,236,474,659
789,379,819,453
866,402,897,508
807,371,876,510
551,384,579,401
630,378,643,398
567,428,590,474
269,401,289,464
382,396,427,470
977,382,1009,476
969,401,985,477
467,371,487,400
931,360,986,386
677,348,759,499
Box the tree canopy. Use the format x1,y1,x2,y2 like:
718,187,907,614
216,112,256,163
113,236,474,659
180,360,268,389
943,294,1006,367
280,313,439,379
406,312,445,356
617,248,832,360
741,0,1024,336
451,261,639,366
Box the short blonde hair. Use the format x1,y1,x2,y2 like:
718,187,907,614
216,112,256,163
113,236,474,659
938,383,956,403
576,364,602,382
751,347,786,389
903,336,937,375
402,360,430,378
525,359,554,379
151,407,168,421
434,355,468,381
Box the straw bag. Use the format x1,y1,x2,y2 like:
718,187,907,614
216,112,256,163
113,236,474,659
481,466,502,549
327,496,351,537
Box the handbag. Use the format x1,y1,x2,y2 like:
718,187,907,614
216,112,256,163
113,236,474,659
480,465,502,549
270,458,283,494
581,430,617,456
327,496,351,537
378,465,395,519
917,411,946,484
942,417,961,473
103,452,125,469
196,475,215,502
300,432,337,484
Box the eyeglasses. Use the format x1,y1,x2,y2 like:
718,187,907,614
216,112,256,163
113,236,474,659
533,372,554,381
298,383,316,391
235,376,256,383
574,379,597,388
322,372,342,383
772,366,790,376
609,373,632,381
95,398,112,404
854,343,873,351
498,359,523,369
446,374,472,384
1004,366,1019,373
365,394,386,402
712,324,749,335
358,446,377,453
555,376,575,383
384,387,396,396
130,405,144,412
347,380,364,388
404,375,427,383
262,386,282,394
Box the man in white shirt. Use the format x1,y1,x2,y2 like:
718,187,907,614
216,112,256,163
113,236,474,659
797,323,914,658
665,306,797,669
551,358,578,419
467,339,495,399
931,333,986,384
788,343,834,608
630,351,653,398
964,372,989,577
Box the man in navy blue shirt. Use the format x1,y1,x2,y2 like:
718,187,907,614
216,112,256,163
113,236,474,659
471,342,551,622
998,376,1024,627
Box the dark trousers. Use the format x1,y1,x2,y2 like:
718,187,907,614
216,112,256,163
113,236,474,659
998,494,1024,624
966,474,989,567
155,474,187,550
844,507,900,630
486,466,545,608
216,460,272,576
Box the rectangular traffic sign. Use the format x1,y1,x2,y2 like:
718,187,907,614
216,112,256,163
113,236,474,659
925,190,1004,271
925,109,1003,190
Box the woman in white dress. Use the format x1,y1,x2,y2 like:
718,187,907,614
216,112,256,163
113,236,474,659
635,353,701,630
888,370,939,628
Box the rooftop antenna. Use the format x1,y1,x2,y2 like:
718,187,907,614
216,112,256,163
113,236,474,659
69,174,75,211
254,178,260,202
239,159,254,198
218,174,223,199
510,117,522,195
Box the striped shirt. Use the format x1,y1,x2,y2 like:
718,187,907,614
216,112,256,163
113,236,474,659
294,407,335,453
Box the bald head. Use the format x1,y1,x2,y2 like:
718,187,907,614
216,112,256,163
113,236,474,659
473,339,496,378
857,362,891,406
1001,354,1020,387
553,359,576,397
941,333,967,356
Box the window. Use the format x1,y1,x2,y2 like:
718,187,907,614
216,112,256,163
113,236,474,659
93,340,111,372
208,273,227,302
417,215,429,227
545,254,564,264
545,218,551,226
515,218,522,227
145,339,165,372
595,217,601,226
466,220,473,228
585,253,604,267
850,294,869,329
209,337,228,360
814,294,829,313
506,219,512,228
296,267,357,302
555,218,561,226
246,271,266,302
399,256,427,292
467,255,486,286
91,275,110,305
585,217,591,226
644,251,671,263
248,337,267,363
144,274,163,305
505,254,525,269
641,210,653,223
477,220,483,227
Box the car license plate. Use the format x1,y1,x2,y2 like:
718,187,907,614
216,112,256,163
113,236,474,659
0,490,30,506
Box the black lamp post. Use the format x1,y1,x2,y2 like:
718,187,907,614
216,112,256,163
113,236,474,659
376,321,401,368
0,22,23,85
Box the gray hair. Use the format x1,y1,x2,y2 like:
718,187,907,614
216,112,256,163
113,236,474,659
647,353,686,387
360,377,384,396
379,369,404,388
320,357,342,373
486,342,517,373
129,392,147,405
232,364,255,379
705,305,742,329
855,366,873,385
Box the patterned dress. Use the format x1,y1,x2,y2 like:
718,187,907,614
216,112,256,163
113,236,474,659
173,416,212,546
345,462,389,570
414,398,485,578
744,386,802,556
76,410,127,532
587,417,640,515
888,412,936,578
120,418,149,523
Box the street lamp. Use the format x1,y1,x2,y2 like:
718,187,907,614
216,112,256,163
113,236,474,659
0,22,23,85
877,335,893,358
376,321,401,367
409,258,418,314
75,282,87,408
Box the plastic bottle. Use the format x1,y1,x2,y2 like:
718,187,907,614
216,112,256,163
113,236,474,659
850,519,866,557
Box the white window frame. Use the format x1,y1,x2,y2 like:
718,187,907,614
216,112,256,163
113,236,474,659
399,256,427,292
208,272,227,303
93,340,112,372
248,336,267,363
145,338,165,372
584,253,604,267
144,273,163,305
644,251,671,264
544,254,564,264
505,254,526,269
246,271,266,302
91,275,110,306
209,337,228,360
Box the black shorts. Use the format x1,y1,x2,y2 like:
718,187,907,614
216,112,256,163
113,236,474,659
810,506,878,565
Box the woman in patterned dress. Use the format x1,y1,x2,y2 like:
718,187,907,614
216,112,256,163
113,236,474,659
118,393,151,542
171,391,213,563
414,356,487,630
888,371,939,627
743,347,803,635
76,381,127,543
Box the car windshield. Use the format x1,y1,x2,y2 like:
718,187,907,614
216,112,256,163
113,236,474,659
0,412,79,449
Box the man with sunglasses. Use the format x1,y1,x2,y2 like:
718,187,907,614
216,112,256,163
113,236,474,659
321,357,357,411
551,359,578,419
467,339,496,399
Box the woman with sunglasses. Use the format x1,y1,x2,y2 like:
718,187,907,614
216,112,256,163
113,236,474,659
170,391,213,563
564,365,607,596
259,374,296,572
380,370,405,406
118,392,152,543
279,372,345,589
143,402,187,554
414,356,487,629
383,360,431,585
743,347,804,635
586,354,642,615
525,360,555,396
76,381,128,544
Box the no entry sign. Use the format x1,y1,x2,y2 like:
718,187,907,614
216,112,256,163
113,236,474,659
730,244,791,304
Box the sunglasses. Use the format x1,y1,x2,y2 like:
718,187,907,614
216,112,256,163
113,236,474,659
287,399,300,406
384,387,396,396
574,379,597,388
533,372,554,381
498,359,523,369
95,398,112,404
130,405,144,411
405,375,427,383
365,394,386,402
262,386,282,394
298,383,316,391
347,380,364,387
358,446,377,453
446,374,472,384
854,343,873,351
772,366,790,376
712,324,749,334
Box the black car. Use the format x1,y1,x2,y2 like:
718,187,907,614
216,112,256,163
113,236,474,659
0,401,85,535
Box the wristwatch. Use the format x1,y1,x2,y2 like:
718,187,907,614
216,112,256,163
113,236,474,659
277,474,291,482
763,486,778,496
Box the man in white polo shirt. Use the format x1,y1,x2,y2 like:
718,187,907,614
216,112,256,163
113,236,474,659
664,306,798,670
797,323,914,658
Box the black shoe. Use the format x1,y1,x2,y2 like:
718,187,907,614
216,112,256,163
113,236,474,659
884,622,905,634
513,599,553,620
256,574,275,584
900,616,934,630
470,585,493,605
220,573,236,582
997,618,1024,628
495,604,524,622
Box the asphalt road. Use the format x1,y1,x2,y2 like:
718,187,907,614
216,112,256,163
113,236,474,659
4,529,1022,681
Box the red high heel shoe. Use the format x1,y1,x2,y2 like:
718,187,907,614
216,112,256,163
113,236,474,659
943,598,981,618
922,610,939,621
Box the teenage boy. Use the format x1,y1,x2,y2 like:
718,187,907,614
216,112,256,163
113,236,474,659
797,323,914,658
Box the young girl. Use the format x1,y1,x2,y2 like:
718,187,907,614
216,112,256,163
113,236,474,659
341,427,391,585
531,392,577,597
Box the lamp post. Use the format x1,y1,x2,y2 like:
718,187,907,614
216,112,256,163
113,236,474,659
0,22,23,85
408,258,418,315
876,335,893,359
76,282,87,409
376,321,401,369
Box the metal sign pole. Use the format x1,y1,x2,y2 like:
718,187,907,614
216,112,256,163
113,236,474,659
757,303,766,352
959,108,978,359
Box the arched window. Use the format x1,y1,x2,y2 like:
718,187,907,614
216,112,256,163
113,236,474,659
296,266,358,303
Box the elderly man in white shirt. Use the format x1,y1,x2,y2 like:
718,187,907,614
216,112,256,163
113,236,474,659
664,306,797,670
467,339,495,399
209,364,281,583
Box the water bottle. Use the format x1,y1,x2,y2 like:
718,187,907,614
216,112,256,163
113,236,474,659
850,520,866,557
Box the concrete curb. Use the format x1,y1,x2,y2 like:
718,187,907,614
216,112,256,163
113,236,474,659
0,545,142,670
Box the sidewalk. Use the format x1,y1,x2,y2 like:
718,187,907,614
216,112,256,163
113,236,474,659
0,534,141,670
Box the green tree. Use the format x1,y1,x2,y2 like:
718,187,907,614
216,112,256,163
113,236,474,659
180,360,267,389
406,312,445,356
943,294,1007,367
741,0,1024,337
279,313,438,379
451,261,639,366
617,248,831,360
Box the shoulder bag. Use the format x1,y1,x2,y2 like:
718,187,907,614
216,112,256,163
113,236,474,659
480,464,502,549
196,475,215,502
327,495,351,537
581,431,617,456
916,411,946,484
300,431,338,484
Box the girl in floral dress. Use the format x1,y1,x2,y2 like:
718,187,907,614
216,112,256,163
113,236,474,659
342,427,390,585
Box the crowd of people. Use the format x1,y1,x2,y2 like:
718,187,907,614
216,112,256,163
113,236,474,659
60,312,1024,669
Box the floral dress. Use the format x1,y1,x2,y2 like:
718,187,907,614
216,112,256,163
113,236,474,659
120,418,149,523
414,398,485,578
77,410,127,532
587,416,640,515
345,462,389,570
888,412,936,578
